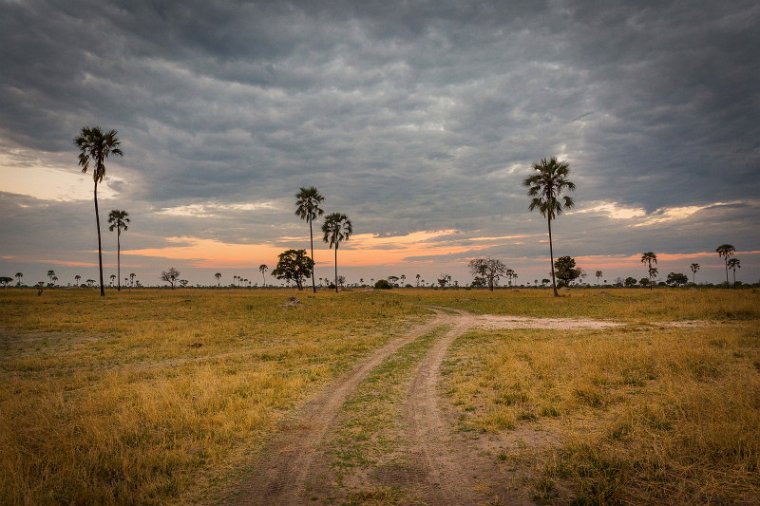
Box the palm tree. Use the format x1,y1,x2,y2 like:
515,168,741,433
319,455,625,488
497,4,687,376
107,209,130,291
641,252,658,289
15,272,23,287
716,244,735,287
523,157,576,297
727,258,741,287
47,270,56,286
109,274,116,287
689,263,700,284
295,187,325,293
75,126,123,297
129,273,136,287
416,274,421,287
259,264,268,288
214,272,222,287
595,270,603,286
74,274,81,287
322,213,352,293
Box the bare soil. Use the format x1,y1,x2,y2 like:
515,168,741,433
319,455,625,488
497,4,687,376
228,310,626,505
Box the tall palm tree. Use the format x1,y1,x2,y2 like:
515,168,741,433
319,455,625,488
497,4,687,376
15,272,22,287
523,157,575,297
322,213,352,293
416,274,421,287
641,252,658,289
595,270,603,285
75,127,123,297
716,244,735,287
259,264,268,288
75,274,81,286
214,272,222,287
47,270,56,285
107,209,130,291
690,263,700,284
129,273,136,287
295,187,325,293
727,258,741,287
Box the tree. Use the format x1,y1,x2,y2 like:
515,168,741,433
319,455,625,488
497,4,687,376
86,279,96,288
554,256,581,287
322,213,352,293
74,274,81,286
259,264,268,288
505,268,515,287
161,267,180,289
524,157,576,297
416,274,421,287
727,258,741,287
0,276,12,287
716,244,735,287
387,275,400,287
179,279,189,288
15,272,23,287
437,274,452,288
75,126,123,297
641,252,658,290
107,209,129,291
337,275,346,288
666,272,689,286
469,257,506,291
541,278,550,287
47,270,56,286
624,276,637,287
690,263,700,284
595,270,603,285
295,187,325,293
109,274,116,287
374,279,392,289
214,272,222,287
129,273,136,288
271,249,314,290
639,277,651,287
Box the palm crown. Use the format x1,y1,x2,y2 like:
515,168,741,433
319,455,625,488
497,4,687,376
524,157,576,219
295,187,325,222
75,127,123,183
322,213,352,248
108,210,130,232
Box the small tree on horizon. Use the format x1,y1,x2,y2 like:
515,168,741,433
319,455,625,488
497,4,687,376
524,157,576,297
690,263,700,284
15,272,23,287
271,249,314,290
107,209,130,291
716,244,735,287
259,264,268,288
641,252,658,290
469,257,506,291
727,258,741,287
595,270,603,285
214,272,222,287
161,267,180,289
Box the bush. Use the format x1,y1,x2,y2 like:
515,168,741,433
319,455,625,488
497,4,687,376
374,279,392,289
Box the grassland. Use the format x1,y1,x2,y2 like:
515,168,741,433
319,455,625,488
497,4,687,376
1,287,758,505
0,289,426,505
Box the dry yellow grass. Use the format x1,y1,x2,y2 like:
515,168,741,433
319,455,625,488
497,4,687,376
0,289,426,505
443,315,760,503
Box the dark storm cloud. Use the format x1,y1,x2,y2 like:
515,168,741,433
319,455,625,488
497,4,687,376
1,0,759,282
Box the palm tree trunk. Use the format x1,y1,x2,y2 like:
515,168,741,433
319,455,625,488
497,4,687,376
732,268,736,288
261,272,266,288
334,245,339,293
725,260,730,287
547,216,558,297
117,229,121,291
309,221,316,293
94,180,105,297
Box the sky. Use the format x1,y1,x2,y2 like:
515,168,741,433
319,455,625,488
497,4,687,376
1,0,759,287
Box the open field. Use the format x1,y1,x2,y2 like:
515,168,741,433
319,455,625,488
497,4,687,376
1,288,759,505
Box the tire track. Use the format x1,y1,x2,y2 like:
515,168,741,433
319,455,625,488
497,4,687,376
229,315,445,505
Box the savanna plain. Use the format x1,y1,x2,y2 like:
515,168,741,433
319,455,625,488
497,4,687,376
0,288,758,505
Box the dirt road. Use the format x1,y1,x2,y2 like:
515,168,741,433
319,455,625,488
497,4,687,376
229,310,620,505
